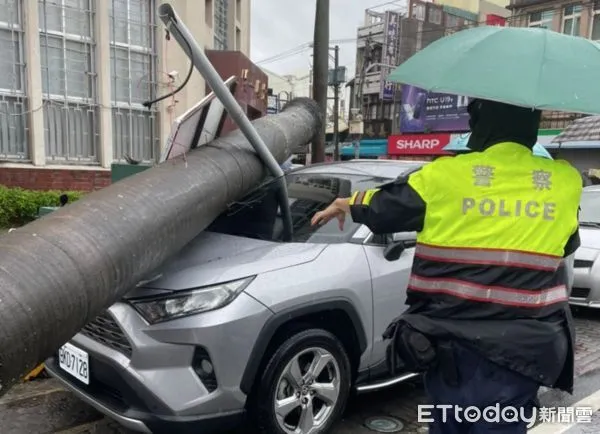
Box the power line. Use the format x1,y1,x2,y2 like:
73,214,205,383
366,0,407,11
254,42,312,64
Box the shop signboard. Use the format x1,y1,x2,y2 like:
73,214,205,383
486,14,507,26
340,140,388,158
380,11,400,101
387,133,453,155
400,84,470,133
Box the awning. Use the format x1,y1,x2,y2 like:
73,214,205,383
551,116,600,143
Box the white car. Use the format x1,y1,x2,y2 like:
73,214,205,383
570,185,600,307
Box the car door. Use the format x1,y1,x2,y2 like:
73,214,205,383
361,230,416,378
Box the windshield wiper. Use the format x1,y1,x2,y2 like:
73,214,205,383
580,221,600,228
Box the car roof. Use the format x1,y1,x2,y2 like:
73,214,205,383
292,159,427,179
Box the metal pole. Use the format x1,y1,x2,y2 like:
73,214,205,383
333,45,340,161
158,3,293,240
312,0,329,163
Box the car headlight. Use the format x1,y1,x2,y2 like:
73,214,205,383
131,276,255,324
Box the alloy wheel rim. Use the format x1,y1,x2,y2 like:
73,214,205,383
274,347,341,434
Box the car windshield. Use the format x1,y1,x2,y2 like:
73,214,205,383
207,172,391,243
579,190,600,227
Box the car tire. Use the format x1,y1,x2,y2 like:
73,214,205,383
252,328,352,434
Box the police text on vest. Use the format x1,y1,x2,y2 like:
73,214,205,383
462,198,556,220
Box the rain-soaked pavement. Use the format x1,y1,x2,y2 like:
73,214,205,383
2,307,600,434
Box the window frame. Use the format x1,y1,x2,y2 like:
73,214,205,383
214,0,228,50
109,0,158,163
0,0,28,160
528,9,554,28
412,4,425,21
561,4,582,35
590,2,600,40
38,0,96,104
109,0,156,108
0,4,25,96
38,0,99,163
429,8,442,25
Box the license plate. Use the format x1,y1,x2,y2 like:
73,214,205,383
58,342,90,385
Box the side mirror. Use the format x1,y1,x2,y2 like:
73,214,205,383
383,241,405,261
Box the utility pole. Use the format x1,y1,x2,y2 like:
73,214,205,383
333,45,340,161
311,0,329,163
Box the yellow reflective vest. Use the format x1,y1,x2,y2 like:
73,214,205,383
408,142,581,258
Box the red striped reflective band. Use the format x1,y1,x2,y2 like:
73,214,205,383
408,275,567,308
415,243,561,271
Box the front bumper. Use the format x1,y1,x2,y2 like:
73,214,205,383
46,293,272,433
570,249,600,308
46,358,244,433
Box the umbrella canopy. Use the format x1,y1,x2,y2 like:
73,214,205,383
444,133,553,159
388,26,600,115
551,115,600,143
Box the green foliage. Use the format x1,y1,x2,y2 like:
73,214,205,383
0,186,85,228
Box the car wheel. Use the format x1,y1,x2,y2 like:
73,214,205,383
253,328,352,434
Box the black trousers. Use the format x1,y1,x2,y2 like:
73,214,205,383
424,344,540,434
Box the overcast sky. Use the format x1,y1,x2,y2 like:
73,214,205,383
250,0,405,77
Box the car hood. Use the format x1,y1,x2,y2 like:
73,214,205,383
128,231,327,294
575,226,600,261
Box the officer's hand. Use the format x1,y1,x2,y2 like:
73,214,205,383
311,199,350,231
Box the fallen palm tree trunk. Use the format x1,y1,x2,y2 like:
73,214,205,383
0,97,321,396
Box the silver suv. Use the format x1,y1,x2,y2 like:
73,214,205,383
45,159,574,434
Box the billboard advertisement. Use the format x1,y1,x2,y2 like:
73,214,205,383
387,133,453,155
400,84,471,133
380,11,400,101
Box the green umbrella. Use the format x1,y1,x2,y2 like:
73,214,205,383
387,26,600,115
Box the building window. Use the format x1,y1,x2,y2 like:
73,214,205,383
412,4,425,21
384,103,392,119
429,8,442,25
214,0,228,50
109,0,158,163
235,0,241,22
39,0,98,163
528,10,553,28
446,14,460,29
0,0,27,160
236,27,241,50
591,2,600,40
561,4,581,35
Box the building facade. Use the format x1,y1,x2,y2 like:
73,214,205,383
349,1,479,139
508,0,593,130
507,0,600,168
0,0,251,191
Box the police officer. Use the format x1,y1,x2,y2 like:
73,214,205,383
311,99,582,434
